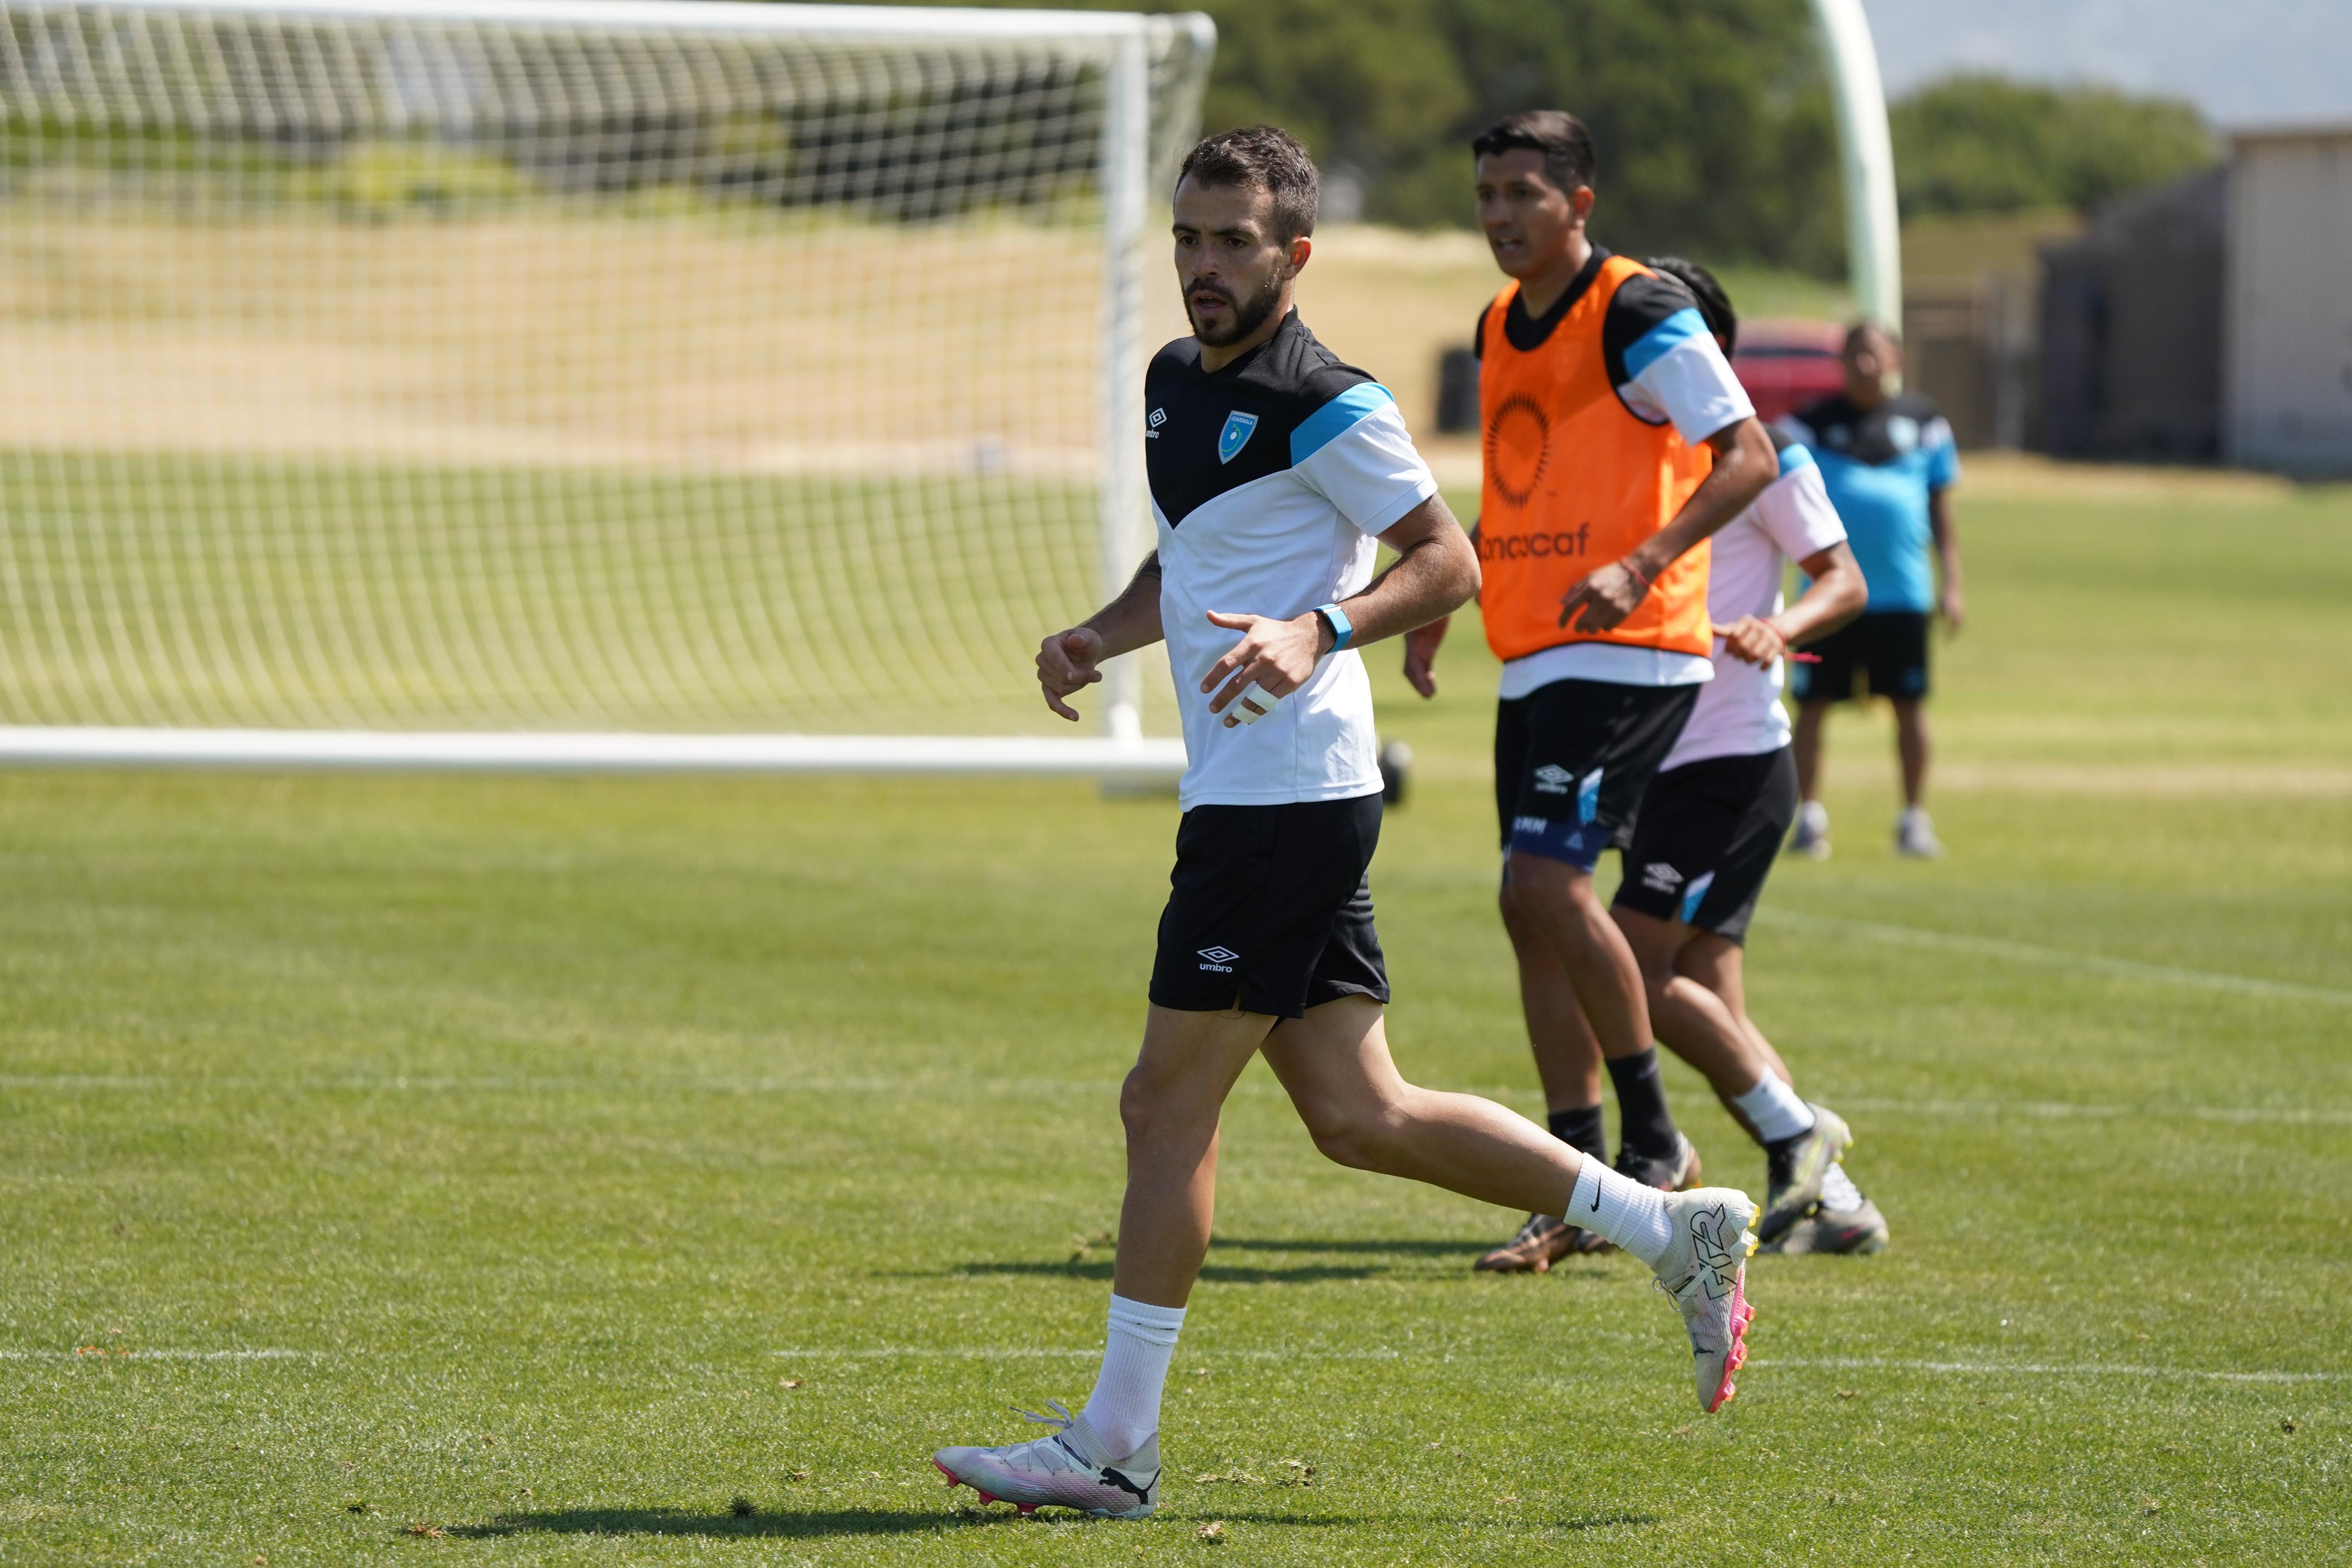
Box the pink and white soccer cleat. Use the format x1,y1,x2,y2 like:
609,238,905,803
1651,1187,1761,1413
931,1401,1158,1519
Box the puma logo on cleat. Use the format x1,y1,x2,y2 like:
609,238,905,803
1100,1467,1156,1503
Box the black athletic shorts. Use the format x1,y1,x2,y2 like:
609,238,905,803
1148,792,1390,1019
1789,610,1930,703
1612,746,1799,945
1494,678,1701,872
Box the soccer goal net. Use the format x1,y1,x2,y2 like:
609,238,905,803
0,0,1210,774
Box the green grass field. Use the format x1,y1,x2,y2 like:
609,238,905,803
5,475,2351,1565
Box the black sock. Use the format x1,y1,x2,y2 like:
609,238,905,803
1546,1104,1607,1160
1606,1047,1680,1162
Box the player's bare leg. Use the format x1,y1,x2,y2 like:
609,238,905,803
1107,1006,1275,1306
1672,935,1791,1090
1261,996,1755,1409
1791,698,1832,857
1891,698,1942,856
1499,854,1698,1189
1672,935,1886,1254
1615,906,1848,1242
937,995,1758,1512
1478,898,1611,1270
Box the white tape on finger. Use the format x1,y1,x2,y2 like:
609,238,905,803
1231,682,1281,725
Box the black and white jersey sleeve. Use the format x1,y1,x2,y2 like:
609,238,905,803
1601,270,1755,444
1143,311,1439,809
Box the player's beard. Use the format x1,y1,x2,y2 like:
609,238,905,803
1185,268,1283,348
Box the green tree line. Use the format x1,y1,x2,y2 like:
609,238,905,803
838,1,2219,271
1889,75,2216,218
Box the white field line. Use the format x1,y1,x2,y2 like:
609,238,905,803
3,1075,2346,1128
1758,1357,2351,1384
1762,909,2352,1008
1832,1097,2352,1127
0,1074,1117,1095
0,1348,312,1361
770,1346,1416,1363
763,1347,2343,1383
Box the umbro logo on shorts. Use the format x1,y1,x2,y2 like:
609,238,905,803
1641,861,1684,894
1532,764,1573,794
1197,946,1238,972
1146,408,1166,440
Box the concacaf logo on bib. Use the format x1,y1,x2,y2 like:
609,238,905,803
1217,412,1259,464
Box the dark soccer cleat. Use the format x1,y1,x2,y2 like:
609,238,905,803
1765,1195,1890,1255
1474,1211,1598,1272
1615,1130,1703,1194
1756,1104,1853,1245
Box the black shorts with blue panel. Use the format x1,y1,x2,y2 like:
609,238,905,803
1493,678,1700,872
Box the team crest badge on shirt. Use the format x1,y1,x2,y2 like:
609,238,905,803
1886,414,1920,452
1217,411,1259,464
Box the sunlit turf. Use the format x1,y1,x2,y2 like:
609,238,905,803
3,478,2350,1563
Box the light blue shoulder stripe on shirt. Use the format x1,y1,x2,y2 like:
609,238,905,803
1772,440,1816,476
1620,307,1711,382
1290,382,1394,464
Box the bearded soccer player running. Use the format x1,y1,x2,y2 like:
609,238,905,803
1402,113,1780,1272
929,127,1760,1521
1608,257,1887,1253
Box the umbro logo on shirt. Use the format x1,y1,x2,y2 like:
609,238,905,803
1196,946,1238,972
1146,408,1166,440
1532,764,1574,794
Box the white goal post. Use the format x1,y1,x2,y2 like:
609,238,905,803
0,0,1209,774
1806,0,1902,333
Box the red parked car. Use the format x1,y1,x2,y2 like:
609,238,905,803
1731,319,1847,426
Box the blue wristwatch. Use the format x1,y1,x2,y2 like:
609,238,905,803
1313,602,1354,652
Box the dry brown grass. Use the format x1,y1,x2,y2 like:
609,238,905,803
0,212,1135,477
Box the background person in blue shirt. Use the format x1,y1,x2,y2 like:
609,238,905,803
1776,322,1965,859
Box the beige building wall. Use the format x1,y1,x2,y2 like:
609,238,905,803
2225,128,2352,473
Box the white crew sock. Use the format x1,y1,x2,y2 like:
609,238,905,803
1566,1158,1675,1268
1080,1294,1186,1458
1732,1071,1817,1144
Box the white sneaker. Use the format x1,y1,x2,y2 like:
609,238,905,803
1895,807,1943,859
1789,800,1831,860
932,1401,1158,1519
1650,1188,1759,1413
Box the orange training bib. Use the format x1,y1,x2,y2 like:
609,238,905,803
1476,256,1714,663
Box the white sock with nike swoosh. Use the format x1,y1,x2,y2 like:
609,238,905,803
1568,1156,1675,1268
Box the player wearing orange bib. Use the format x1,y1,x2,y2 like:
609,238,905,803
1404,112,1780,1271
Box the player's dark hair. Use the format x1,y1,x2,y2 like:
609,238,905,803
1470,110,1597,194
1177,125,1319,242
1845,318,1900,355
1645,255,1738,356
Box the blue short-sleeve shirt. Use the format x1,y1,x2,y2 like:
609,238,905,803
1775,392,1959,613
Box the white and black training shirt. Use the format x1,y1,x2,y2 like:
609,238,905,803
1147,311,1439,810
1661,429,1848,770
